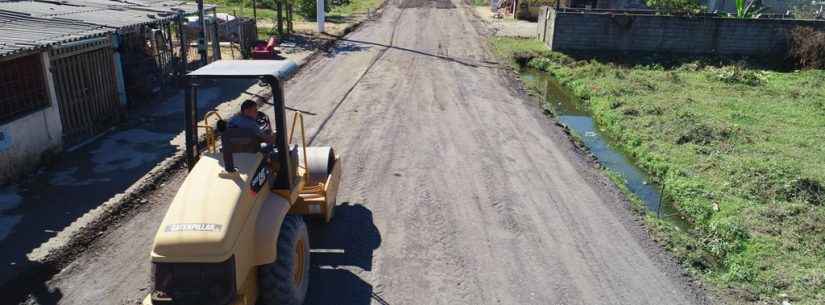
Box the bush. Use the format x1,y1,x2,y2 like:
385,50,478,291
699,218,750,267
644,0,704,14
789,26,825,69
790,3,823,19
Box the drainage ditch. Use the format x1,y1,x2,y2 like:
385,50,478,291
520,67,688,229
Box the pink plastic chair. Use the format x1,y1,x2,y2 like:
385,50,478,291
251,36,280,59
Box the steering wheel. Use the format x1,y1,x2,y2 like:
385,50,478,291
256,111,273,133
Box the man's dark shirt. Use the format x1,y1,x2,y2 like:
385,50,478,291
227,112,273,141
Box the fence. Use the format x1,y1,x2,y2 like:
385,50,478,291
121,22,179,101
537,7,825,56
182,17,224,69
236,18,258,59
50,37,121,144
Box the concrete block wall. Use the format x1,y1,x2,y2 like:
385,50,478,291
0,52,63,184
538,8,825,56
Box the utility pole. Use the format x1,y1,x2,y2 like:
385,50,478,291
197,0,207,66
176,13,187,75
317,0,324,33
252,0,258,21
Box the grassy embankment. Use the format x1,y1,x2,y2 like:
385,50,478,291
491,37,825,305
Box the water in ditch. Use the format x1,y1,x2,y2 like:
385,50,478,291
520,68,687,228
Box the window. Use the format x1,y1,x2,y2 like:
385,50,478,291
0,53,50,124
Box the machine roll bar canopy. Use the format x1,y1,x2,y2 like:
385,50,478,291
184,59,299,190
187,60,298,79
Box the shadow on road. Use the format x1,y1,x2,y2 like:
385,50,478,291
25,267,63,305
305,202,382,305
9,204,381,305
323,40,372,58
1,260,62,305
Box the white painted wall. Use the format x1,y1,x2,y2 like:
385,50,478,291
0,52,63,184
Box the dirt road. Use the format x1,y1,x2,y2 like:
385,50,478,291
25,0,710,304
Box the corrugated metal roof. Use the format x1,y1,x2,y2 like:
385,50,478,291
124,0,216,14
0,0,217,57
0,10,110,57
65,0,208,13
0,1,178,29
63,0,214,15
64,0,146,8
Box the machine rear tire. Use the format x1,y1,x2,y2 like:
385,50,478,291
258,215,310,305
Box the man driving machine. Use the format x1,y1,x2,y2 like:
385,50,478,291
228,99,276,144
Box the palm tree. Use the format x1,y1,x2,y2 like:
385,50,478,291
735,0,765,17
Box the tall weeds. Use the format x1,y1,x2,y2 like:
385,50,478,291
789,27,825,69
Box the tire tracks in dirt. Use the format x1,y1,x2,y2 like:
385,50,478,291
25,0,714,304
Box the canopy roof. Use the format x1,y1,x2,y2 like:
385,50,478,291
188,60,299,81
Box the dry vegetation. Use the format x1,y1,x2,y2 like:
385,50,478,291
789,26,825,69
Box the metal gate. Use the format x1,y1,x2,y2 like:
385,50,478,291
121,23,178,101
50,37,121,144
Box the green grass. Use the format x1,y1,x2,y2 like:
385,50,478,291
489,37,555,62
204,0,379,21
328,0,381,18
491,37,825,305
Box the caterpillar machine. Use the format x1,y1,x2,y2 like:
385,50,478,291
143,60,342,305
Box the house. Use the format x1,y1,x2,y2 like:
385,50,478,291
0,11,112,183
0,0,213,105
0,0,224,143
0,0,225,183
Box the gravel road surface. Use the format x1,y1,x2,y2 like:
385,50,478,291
25,0,710,304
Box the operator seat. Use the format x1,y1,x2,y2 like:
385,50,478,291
218,119,299,190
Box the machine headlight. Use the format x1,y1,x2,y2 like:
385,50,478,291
151,263,174,302
151,256,236,305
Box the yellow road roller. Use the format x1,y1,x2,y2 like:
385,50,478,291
143,60,342,305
